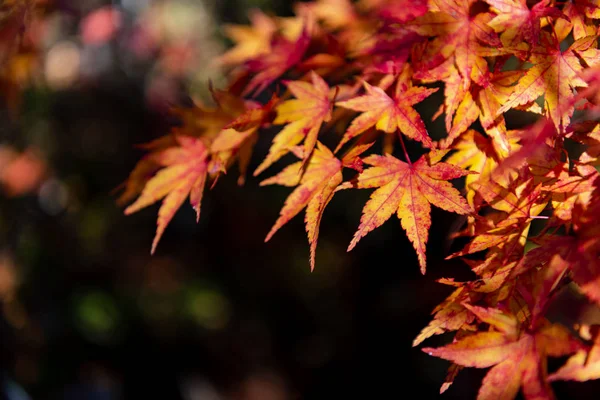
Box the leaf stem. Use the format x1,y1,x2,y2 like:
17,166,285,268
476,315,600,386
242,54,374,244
529,215,549,220
398,131,412,166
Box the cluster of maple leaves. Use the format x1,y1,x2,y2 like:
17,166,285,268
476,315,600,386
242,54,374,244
3,0,595,398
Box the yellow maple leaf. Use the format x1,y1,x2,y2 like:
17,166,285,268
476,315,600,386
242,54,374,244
497,33,600,130
215,9,276,66
254,71,334,176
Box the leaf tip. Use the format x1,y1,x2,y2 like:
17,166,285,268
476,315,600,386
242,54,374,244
265,227,276,243
440,382,452,394
253,164,265,177
123,204,136,216
347,240,357,252
150,237,159,256
421,347,435,356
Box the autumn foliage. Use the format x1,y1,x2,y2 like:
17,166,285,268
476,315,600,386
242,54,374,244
6,0,600,398
116,0,600,397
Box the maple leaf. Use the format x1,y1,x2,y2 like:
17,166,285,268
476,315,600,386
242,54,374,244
413,286,474,347
340,153,472,273
124,136,209,254
359,27,423,76
424,318,582,400
440,363,463,394
417,62,521,153
407,0,501,88
570,195,600,306
448,174,548,264
497,34,600,130
335,78,437,153
173,88,248,141
117,134,183,207
455,70,525,153
413,269,516,347
556,0,600,42
116,153,162,207
254,71,333,176
215,9,276,66
513,233,600,309
567,121,600,165
472,177,545,220
260,142,343,271
549,325,600,382
474,70,526,156
417,62,472,141
440,87,480,148
485,0,566,45
112,0,600,397
489,118,557,184
302,0,357,29
445,130,500,206
510,236,577,322
119,88,266,207
243,23,311,97
546,164,598,225
512,180,600,309
211,94,279,184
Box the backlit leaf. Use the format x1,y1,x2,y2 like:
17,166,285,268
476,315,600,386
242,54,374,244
124,136,209,254
342,153,472,273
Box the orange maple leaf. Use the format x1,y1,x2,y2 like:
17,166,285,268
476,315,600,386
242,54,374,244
260,142,342,271
254,71,333,176
413,269,514,347
413,286,474,347
124,136,209,254
424,316,582,400
341,153,472,273
335,78,437,152
118,89,253,205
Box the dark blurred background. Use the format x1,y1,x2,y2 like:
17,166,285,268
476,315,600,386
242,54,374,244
0,1,599,399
